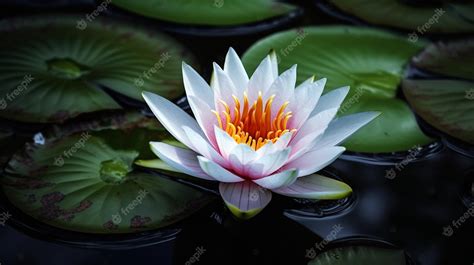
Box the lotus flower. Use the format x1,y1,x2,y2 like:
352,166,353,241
142,48,378,219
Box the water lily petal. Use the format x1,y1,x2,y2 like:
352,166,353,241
182,126,228,167
198,156,244,183
313,112,381,150
219,181,272,220
212,63,237,113
288,107,339,162
256,131,293,157
224,47,249,93
150,142,213,180
265,65,297,110
310,86,350,117
247,55,275,102
228,143,258,176
282,146,346,177
182,62,214,107
295,75,315,89
253,169,299,190
269,50,279,78
272,174,352,199
214,126,238,159
247,148,291,179
188,95,219,148
289,78,326,128
142,92,203,152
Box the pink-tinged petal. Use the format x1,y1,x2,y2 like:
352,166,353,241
253,169,299,190
247,55,275,102
182,63,214,107
288,107,339,162
272,174,352,200
312,112,381,150
198,156,244,183
228,144,258,176
219,181,272,219
289,78,326,129
214,126,237,159
224,47,249,93
182,126,228,167
310,86,350,117
247,148,291,179
187,95,218,148
282,146,346,177
256,131,293,157
150,142,213,181
265,65,297,113
142,92,203,152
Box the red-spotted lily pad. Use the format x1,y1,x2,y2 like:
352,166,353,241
1,115,212,233
0,15,196,123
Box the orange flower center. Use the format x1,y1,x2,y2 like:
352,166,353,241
213,91,296,150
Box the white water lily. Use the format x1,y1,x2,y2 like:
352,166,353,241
143,48,379,219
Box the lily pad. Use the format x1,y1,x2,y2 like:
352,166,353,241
242,26,433,153
402,79,474,144
324,0,474,33
1,116,212,234
111,0,298,26
412,39,474,80
0,15,196,123
308,245,406,265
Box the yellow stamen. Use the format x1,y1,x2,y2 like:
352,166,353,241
212,91,296,150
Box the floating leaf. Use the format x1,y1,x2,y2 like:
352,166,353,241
242,26,433,153
1,116,212,233
324,0,474,33
412,39,474,81
0,15,196,123
112,0,298,26
403,79,474,144
308,245,406,265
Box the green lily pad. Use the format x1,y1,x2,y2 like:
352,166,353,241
325,0,474,33
412,39,474,81
112,0,298,26
402,79,474,144
242,26,433,153
1,116,212,234
308,245,406,265
0,15,196,123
